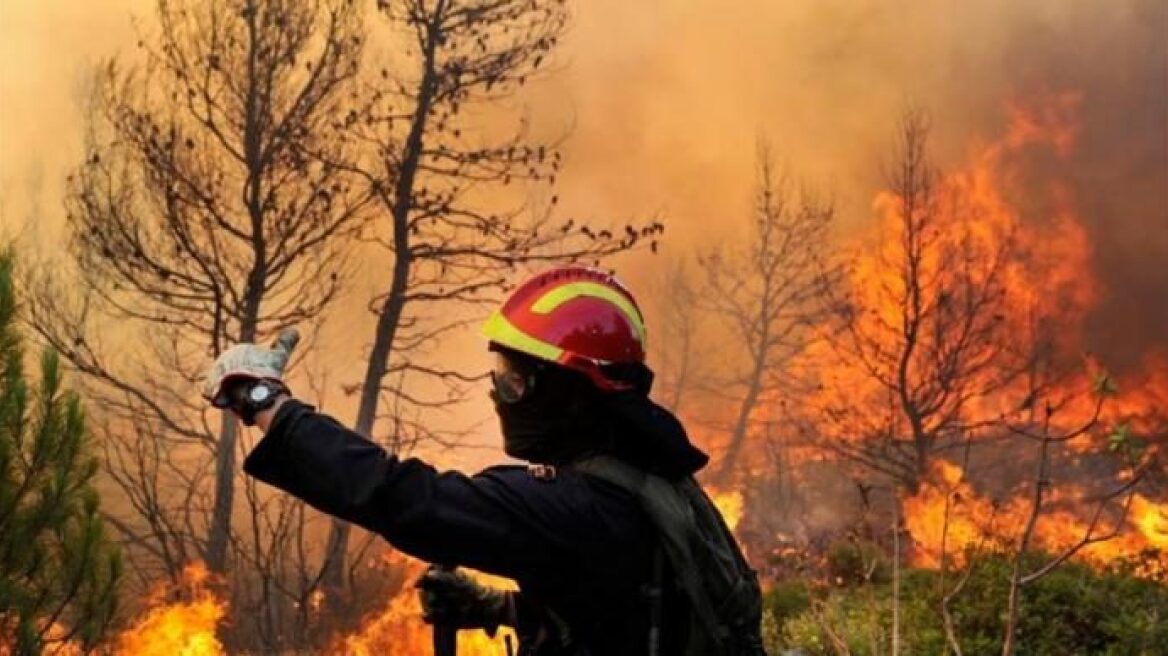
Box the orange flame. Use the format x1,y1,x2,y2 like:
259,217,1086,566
903,460,1168,572
901,461,991,569
707,486,745,533
810,92,1101,449
1131,493,1168,550
334,557,518,656
797,93,1168,577
113,562,227,656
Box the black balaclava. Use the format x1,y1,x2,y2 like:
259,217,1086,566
494,353,609,465
492,347,709,480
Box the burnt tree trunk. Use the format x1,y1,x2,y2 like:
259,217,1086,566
714,354,766,484
206,0,267,573
321,3,443,590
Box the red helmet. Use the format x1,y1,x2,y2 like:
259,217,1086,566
482,266,647,390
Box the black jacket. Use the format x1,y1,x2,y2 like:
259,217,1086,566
243,400,688,654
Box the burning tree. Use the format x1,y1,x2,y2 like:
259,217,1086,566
0,249,121,654
812,107,1086,493
800,99,1163,656
700,140,836,484
318,0,661,593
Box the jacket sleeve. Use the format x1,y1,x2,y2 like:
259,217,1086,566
241,400,559,579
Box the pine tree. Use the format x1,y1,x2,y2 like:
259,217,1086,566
0,249,121,654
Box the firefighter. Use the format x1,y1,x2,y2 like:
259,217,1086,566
203,266,762,655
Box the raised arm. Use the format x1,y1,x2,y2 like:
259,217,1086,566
241,398,558,579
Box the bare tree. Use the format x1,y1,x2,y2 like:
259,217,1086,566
816,110,1039,493
319,0,661,590
700,139,836,484
25,0,370,635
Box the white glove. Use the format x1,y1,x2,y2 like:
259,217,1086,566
203,328,300,408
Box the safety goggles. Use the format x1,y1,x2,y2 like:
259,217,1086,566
490,369,532,404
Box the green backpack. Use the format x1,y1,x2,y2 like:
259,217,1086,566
572,456,766,656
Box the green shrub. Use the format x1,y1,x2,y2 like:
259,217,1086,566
825,539,889,586
765,580,813,624
0,249,122,654
765,550,1168,656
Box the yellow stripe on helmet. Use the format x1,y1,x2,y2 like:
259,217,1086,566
481,310,566,362
529,281,647,346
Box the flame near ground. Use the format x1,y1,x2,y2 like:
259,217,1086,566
111,563,226,656
902,461,1168,571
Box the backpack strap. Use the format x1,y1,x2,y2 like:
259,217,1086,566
646,543,665,656
571,456,732,653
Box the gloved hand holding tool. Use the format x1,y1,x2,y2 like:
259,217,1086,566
417,566,514,633
418,565,514,652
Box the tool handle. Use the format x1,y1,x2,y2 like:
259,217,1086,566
433,623,457,656
432,564,458,656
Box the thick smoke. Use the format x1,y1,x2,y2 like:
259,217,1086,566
527,0,1168,370
1,0,1163,374
994,1,1168,367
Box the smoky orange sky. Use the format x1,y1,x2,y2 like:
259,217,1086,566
1,0,1165,403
